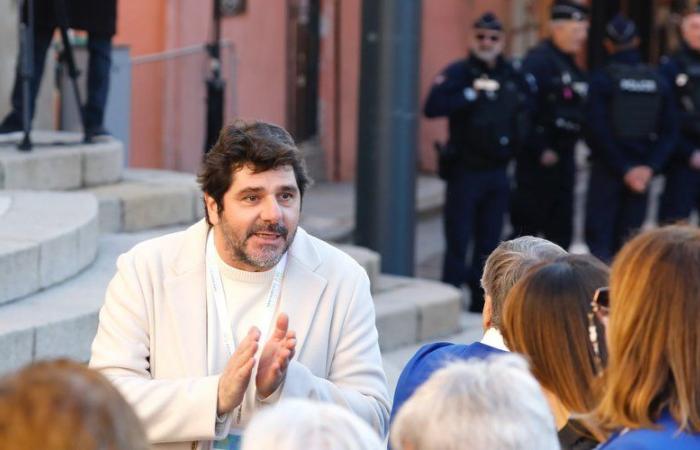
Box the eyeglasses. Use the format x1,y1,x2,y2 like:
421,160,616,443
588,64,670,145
476,33,501,42
588,287,609,376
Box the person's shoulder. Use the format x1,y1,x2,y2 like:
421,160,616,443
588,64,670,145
122,224,193,266
601,423,700,450
295,228,367,277
408,341,503,369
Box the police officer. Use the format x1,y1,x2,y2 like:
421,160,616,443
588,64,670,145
510,1,589,250
658,7,700,224
424,12,532,312
585,15,677,262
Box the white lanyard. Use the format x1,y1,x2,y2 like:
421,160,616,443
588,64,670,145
205,228,287,424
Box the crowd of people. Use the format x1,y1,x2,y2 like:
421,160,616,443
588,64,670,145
2,223,698,449
1,1,700,449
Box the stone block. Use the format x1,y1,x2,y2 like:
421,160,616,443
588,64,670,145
77,215,99,270
96,196,122,233
0,147,82,190
34,312,99,363
409,281,462,341
39,229,80,288
335,244,381,290
82,140,124,187
122,185,195,232
0,240,40,305
374,292,418,351
0,328,34,376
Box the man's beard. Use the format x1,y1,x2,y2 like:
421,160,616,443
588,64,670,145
220,218,296,270
473,47,501,64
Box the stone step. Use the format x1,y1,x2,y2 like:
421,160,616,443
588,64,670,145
373,274,462,351
84,168,204,233
0,191,98,305
0,131,123,190
0,227,390,375
301,176,445,244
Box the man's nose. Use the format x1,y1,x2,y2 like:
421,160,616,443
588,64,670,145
260,196,283,222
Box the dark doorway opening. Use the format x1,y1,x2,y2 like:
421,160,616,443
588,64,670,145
287,0,320,142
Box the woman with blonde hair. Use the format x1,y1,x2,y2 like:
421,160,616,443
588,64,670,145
0,359,148,450
502,254,609,449
596,225,700,449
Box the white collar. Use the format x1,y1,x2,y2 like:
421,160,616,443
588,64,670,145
480,328,509,351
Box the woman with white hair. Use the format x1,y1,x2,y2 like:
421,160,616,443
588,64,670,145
391,354,559,450
242,398,384,450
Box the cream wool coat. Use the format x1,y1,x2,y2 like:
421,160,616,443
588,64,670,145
89,220,390,450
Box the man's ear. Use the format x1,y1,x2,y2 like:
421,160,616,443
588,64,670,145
204,193,220,226
482,295,493,330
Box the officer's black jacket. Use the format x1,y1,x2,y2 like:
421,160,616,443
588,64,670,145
659,44,700,165
523,39,586,157
424,54,534,170
586,49,678,176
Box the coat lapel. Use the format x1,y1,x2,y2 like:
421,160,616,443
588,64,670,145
279,228,327,359
163,220,209,378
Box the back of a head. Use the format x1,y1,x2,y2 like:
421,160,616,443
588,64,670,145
597,225,700,433
481,236,567,328
0,359,148,450
390,355,559,450
242,398,383,450
502,254,609,414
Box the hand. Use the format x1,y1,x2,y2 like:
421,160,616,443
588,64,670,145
256,313,297,399
540,149,559,167
217,327,260,415
623,166,653,193
690,150,700,170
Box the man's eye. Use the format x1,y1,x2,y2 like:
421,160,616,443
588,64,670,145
244,195,258,202
280,193,294,201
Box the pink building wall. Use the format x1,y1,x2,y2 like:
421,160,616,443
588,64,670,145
116,1,526,178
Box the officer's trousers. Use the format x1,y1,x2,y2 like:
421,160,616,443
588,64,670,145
442,166,509,312
511,152,575,250
659,164,700,224
585,164,648,263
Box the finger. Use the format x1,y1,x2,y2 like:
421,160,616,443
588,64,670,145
286,330,296,340
232,340,258,367
236,357,255,380
272,313,289,340
284,338,297,351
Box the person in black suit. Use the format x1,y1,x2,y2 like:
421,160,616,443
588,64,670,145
0,0,117,141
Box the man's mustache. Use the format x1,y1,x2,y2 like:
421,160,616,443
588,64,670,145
247,222,289,239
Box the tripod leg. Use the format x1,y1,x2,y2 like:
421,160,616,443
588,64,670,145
18,0,34,150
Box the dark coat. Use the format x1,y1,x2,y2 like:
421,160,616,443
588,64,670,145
31,0,117,37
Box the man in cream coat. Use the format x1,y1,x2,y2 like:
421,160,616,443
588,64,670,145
90,121,390,450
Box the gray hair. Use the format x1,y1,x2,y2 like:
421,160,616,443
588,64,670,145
481,236,566,327
242,399,383,450
390,355,559,450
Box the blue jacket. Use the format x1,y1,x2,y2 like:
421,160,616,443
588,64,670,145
599,411,700,449
389,341,504,425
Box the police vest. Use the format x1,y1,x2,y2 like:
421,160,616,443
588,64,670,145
674,51,700,138
546,53,588,137
607,63,662,140
457,61,527,164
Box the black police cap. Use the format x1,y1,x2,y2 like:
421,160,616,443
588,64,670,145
473,12,503,31
605,14,637,45
550,1,590,21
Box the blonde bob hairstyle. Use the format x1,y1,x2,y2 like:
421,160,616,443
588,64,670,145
0,359,148,450
595,225,700,433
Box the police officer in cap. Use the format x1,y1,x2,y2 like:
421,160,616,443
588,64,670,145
424,12,533,312
510,0,589,250
585,14,677,262
658,6,700,224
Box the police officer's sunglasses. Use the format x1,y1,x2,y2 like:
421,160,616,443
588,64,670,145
476,33,501,42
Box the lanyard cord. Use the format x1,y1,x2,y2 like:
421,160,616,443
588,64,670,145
205,228,287,425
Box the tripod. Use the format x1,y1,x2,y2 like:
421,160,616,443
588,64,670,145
17,0,87,151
